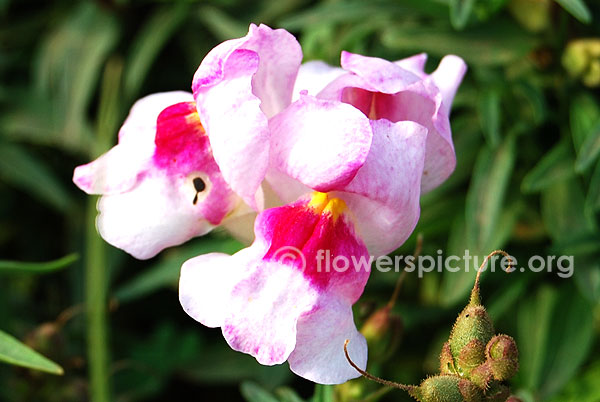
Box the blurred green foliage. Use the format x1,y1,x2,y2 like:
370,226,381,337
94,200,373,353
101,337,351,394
0,0,599,401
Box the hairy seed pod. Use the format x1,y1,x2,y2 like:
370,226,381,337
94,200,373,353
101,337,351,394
484,382,511,402
439,342,456,374
486,334,519,381
457,338,486,376
448,302,494,374
409,375,484,402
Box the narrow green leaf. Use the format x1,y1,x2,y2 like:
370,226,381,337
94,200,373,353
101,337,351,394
240,381,279,402
197,6,247,42
478,87,501,148
517,285,557,390
275,387,306,402
0,253,78,274
554,0,592,24
449,0,476,30
549,360,600,402
382,20,538,66
0,142,73,213
123,3,189,100
575,125,600,173
466,134,516,252
540,287,595,398
0,329,63,374
521,140,575,193
570,92,600,150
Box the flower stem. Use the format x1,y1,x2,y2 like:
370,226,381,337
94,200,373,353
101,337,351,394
85,196,110,402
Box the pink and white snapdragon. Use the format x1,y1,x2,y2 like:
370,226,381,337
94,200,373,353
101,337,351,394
73,92,241,259
179,24,465,384
73,22,466,385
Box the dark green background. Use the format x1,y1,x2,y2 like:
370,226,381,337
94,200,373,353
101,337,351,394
0,0,599,401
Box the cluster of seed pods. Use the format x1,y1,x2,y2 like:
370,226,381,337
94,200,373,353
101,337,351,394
345,250,521,402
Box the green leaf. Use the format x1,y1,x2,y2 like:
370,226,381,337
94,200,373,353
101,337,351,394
0,142,73,213
516,285,557,390
541,178,596,242
540,287,595,398
34,2,119,152
521,140,575,193
123,3,189,100
570,93,600,151
554,0,592,24
465,134,516,252
275,387,306,402
574,124,600,173
449,0,476,30
586,160,600,212
517,284,595,398
549,360,600,402
240,382,280,402
197,6,247,42
478,87,501,148
0,329,63,374
382,19,538,66
0,253,78,274
113,236,243,304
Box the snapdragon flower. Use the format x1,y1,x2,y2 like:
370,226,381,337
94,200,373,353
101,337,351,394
73,92,243,259
180,24,465,384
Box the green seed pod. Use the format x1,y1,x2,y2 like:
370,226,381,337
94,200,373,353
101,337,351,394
448,288,494,373
409,375,484,402
468,362,493,389
486,334,519,381
439,342,456,374
484,382,510,402
457,339,486,376
448,251,514,375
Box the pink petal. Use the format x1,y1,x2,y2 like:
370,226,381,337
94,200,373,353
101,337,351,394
73,91,193,195
430,55,467,117
394,53,428,76
180,193,371,373
192,24,302,209
292,60,345,100
89,98,238,259
269,95,372,192
223,260,318,365
339,119,427,256
97,173,216,259
340,51,421,94
288,297,367,384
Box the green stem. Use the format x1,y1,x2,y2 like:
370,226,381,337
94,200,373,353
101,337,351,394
86,196,110,402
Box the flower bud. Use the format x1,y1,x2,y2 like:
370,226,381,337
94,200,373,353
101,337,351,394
486,334,519,381
360,305,403,361
562,39,600,88
410,375,484,402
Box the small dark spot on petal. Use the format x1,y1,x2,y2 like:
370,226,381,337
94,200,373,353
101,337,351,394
193,177,206,192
